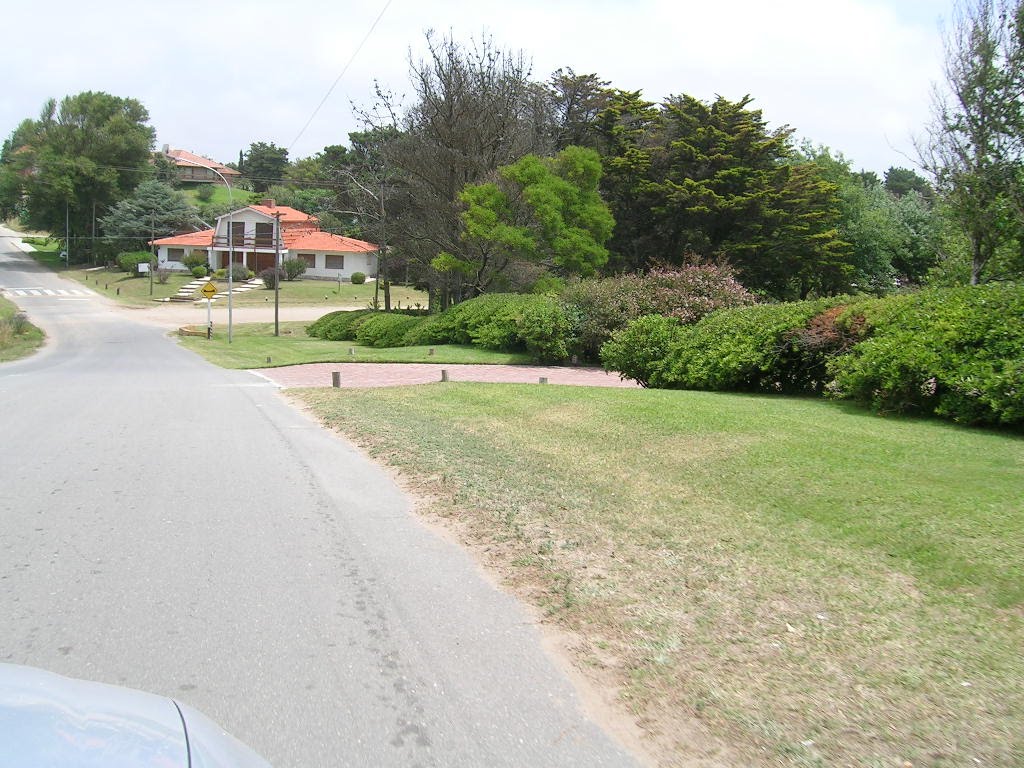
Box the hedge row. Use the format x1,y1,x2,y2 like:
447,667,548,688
828,284,1024,425
304,295,570,362
562,265,756,359
600,284,1024,427
306,309,377,341
404,294,570,362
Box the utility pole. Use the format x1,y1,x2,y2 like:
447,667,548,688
64,202,69,267
149,211,155,295
274,210,282,337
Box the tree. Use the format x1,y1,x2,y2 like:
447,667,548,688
547,69,613,150
364,31,555,308
459,145,614,281
920,0,1024,284
0,92,155,250
100,180,196,254
243,142,289,192
884,166,934,199
590,89,662,272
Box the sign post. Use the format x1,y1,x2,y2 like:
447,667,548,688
200,281,217,339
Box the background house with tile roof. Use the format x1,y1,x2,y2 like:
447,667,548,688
162,146,241,184
151,199,378,280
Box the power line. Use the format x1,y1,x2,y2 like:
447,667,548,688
288,0,395,152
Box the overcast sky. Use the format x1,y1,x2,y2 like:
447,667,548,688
0,0,956,175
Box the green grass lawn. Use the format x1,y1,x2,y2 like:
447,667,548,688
72,269,195,305
180,184,256,208
294,384,1024,767
0,296,45,362
21,236,60,253
25,245,428,310
224,279,428,308
178,320,531,367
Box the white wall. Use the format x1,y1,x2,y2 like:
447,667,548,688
157,245,210,271
302,251,378,280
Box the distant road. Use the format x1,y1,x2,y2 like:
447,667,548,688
0,228,638,767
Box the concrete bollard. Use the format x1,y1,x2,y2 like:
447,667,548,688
332,371,341,388
441,369,449,382
348,347,355,355
539,377,548,384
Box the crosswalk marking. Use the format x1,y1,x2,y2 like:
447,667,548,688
4,288,94,298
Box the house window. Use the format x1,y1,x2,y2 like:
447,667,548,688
167,248,185,262
255,222,274,247
231,221,245,245
298,253,315,267
325,254,344,270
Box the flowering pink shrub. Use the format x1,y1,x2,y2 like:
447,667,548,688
562,262,756,359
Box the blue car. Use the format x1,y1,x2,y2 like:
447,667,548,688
0,663,272,767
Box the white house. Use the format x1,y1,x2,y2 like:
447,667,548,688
151,200,379,280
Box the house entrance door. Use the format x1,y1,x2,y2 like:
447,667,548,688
255,253,277,272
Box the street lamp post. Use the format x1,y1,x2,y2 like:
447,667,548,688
172,157,235,343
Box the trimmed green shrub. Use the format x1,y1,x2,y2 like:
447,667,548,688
228,263,252,282
600,315,684,387
283,258,307,281
306,310,347,338
351,272,366,285
355,313,425,348
655,298,849,391
306,309,376,341
401,314,448,346
826,284,1024,426
191,265,208,278
116,251,152,274
392,294,571,362
516,297,573,362
182,252,207,270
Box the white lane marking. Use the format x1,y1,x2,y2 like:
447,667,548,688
8,288,94,297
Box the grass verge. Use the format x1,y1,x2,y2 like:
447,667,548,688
0,296,45,362
293,384,1024,767
178,321,532,368
26,247,429,310
223,280,428,308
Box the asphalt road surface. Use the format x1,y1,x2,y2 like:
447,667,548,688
0,229,639,767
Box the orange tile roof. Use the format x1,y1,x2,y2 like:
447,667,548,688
166,149,241,176
284,230,378,253
151,229,214,247
248,205,318,225
149,225,377,254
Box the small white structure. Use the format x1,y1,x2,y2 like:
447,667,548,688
151,200,378,280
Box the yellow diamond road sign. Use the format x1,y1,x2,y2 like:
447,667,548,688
200,282,217,299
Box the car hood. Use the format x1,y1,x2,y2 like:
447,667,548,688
0,663,271,768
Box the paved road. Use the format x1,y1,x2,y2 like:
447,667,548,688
0,229,639,767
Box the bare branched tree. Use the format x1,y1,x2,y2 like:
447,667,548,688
361,31,557,308
919,0,1024,283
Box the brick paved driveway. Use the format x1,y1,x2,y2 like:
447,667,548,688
250,362,641,389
